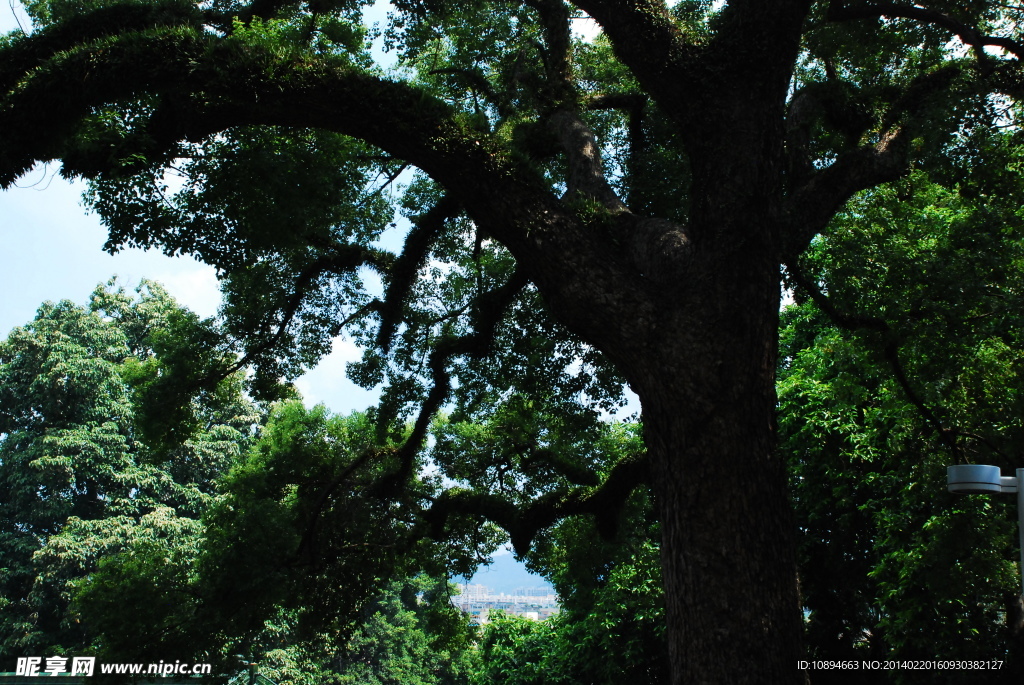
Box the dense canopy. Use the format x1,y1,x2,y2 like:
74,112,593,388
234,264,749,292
4,0,1024,682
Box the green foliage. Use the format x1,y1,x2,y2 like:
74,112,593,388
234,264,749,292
332,576,478,685
473,611,555,685
780,166,1024,680
196,402,420,643
222,574,480,685
8,0,1024,681
64,508,205,662
76,399,496,670
87,121,398,401
470,546,667,685
0,280,258,661
538,515,666,683
434,414,668,684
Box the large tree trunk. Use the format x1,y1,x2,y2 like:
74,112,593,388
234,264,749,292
608,223,803,683
641,293,801,683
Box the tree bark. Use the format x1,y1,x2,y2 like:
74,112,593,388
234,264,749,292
616,257,802,684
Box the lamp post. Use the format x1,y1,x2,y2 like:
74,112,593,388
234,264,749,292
947,464,1024,595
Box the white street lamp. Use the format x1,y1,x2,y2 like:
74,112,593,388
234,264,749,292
947,464,1024,595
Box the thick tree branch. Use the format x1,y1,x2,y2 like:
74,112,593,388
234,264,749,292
377,194,462,352
0,28,562,258
424,448,648,555
549,109,628,212
0,12,671,379
586,92,648,112
785,80,877,189
521,0,574,107
784,87,823,188
569,0,812,146
566,0,689,60
712,0,813,57
519,2,629,211
783,63,964,258
587,93,649,210
565,0,697,114
828,2,1024,62
0,0,203,95
783,129,911,259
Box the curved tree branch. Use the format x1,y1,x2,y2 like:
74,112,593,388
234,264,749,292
0,28,542,232
375,268,532,497
782,128,912,259
0,0,203,95
828,2,1024,62
423,447,648,555
0,23,627,311
0,5,682,402
782,63,965,258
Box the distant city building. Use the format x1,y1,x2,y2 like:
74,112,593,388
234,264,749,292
452,583,560,624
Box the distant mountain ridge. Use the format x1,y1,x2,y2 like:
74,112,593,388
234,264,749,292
458,552,554,595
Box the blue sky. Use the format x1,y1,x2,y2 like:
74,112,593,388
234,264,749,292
0,1,607,416
0,8,220,330
0,0,619,584
0,4,390,416
0,165,384,414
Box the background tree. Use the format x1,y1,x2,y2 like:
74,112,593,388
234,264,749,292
0,280,258,661
0,282,488,676
330,575,479,685
473,611,557,685
779,165,1024,682
71,399,497,667
5,1,1024,681
222,575,479,685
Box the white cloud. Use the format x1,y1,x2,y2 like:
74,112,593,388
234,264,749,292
157,267,221,319
572,14,602,42
1,1,30,34
0,171,220,334
294,337,382,414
